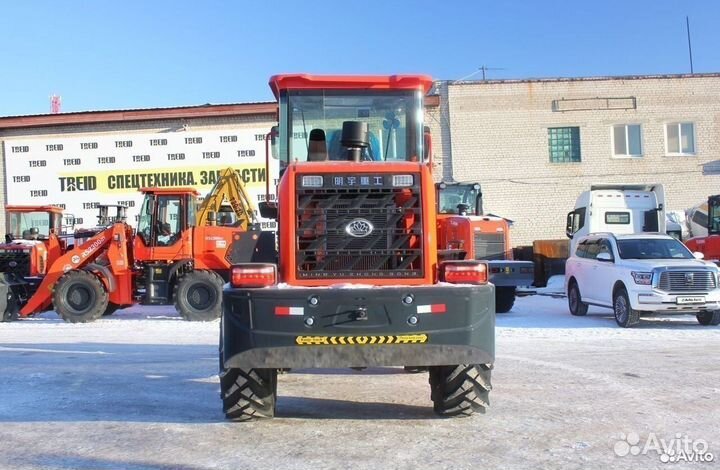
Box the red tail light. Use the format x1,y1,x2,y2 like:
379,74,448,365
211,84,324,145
230,264,277,288
441,261,488,285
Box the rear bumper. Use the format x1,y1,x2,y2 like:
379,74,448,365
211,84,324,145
633,288,720,313
487,260,534,287
222,284,495,369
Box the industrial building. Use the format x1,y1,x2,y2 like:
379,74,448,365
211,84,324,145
1,72,719,245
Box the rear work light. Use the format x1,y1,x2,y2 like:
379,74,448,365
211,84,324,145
301,175,323,187
230,264,277,288
392,174,413,187
441,261,488,285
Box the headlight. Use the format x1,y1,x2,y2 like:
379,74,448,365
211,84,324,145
631,271,652,285
301,175,323,187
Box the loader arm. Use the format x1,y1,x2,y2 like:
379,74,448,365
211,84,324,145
19,224,126,316
196,167,258,229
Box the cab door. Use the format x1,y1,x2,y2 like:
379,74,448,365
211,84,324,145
135,194,192,262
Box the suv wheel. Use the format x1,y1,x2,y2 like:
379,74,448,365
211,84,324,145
613,287,640,328
696,311,720,326
568,280,588,316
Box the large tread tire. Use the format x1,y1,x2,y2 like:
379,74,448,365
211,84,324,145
174,270,223,322
53,270,108,323
429,364,492,417
697,311,720,326
495,286,516,314
613,287,640,328
568,280,589,316
220,367,277,421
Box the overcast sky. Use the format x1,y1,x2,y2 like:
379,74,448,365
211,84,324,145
1,0,718,116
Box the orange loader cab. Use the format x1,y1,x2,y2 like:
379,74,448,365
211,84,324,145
435,182,533,313
686,194,720,263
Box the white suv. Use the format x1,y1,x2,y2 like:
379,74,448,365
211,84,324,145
565,233,720,327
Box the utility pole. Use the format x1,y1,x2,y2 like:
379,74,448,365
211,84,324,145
686,16,694,74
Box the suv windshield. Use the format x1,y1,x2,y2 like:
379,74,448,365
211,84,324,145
438,185,480,214
617,238,693,260
282,90,423,163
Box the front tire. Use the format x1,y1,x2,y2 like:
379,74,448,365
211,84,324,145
568,280,588,316
697,311,720,326
428,364,491,417
495,287,516,314
613,287,640,328
174,270,223,321
53,270,108,323
220,367,278,421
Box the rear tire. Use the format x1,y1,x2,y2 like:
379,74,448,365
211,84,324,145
220,367,278,421
428,364,491,417
568,280,588,316
495,287,516,314
53,270,108,323
174,270,223,321
613,287,640,328
697,311,720,326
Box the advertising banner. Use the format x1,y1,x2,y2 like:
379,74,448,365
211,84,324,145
3,128,278,231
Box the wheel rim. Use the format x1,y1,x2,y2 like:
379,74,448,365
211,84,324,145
615,295,628,324
187,283,215,311
67,284,94,315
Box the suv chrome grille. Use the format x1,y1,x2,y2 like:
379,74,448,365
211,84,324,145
657,271,716,292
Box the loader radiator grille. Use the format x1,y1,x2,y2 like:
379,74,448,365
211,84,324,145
473,232,506,260
0,251,30,277
295,174,423,279
657,270,715,292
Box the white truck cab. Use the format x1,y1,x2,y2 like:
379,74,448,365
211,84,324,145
566,184,666,254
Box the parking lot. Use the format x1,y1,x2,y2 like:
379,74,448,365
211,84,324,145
1,295,718,470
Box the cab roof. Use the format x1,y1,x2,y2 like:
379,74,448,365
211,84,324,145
269,74,434,99
140,187,200,195
5,205,64,214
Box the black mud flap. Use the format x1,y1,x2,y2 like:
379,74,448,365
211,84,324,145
228,230,276,264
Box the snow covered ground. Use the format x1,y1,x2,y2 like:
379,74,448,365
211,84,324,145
1,296,718,469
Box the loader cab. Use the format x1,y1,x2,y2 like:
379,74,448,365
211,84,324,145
270,75,428,165
5,206,63,241
436,182,483,216
134,188,198,261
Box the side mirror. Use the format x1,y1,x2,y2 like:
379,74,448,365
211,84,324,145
596,252,613,262
566,212,574,239
693,251,705,260
270,126,279,160
259,202,278,220
423,125,432,164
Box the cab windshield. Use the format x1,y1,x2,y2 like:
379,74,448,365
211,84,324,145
8,211,57,239
281,90,423,163
438,185,480,215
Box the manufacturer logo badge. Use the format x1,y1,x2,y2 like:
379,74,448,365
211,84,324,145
345,218,374,238
685,273,694,285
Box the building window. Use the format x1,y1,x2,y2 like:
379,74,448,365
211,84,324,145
612,124,642,157
548,127,581,163
665,122,696,155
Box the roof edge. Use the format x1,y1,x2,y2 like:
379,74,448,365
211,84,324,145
0,102,278,130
